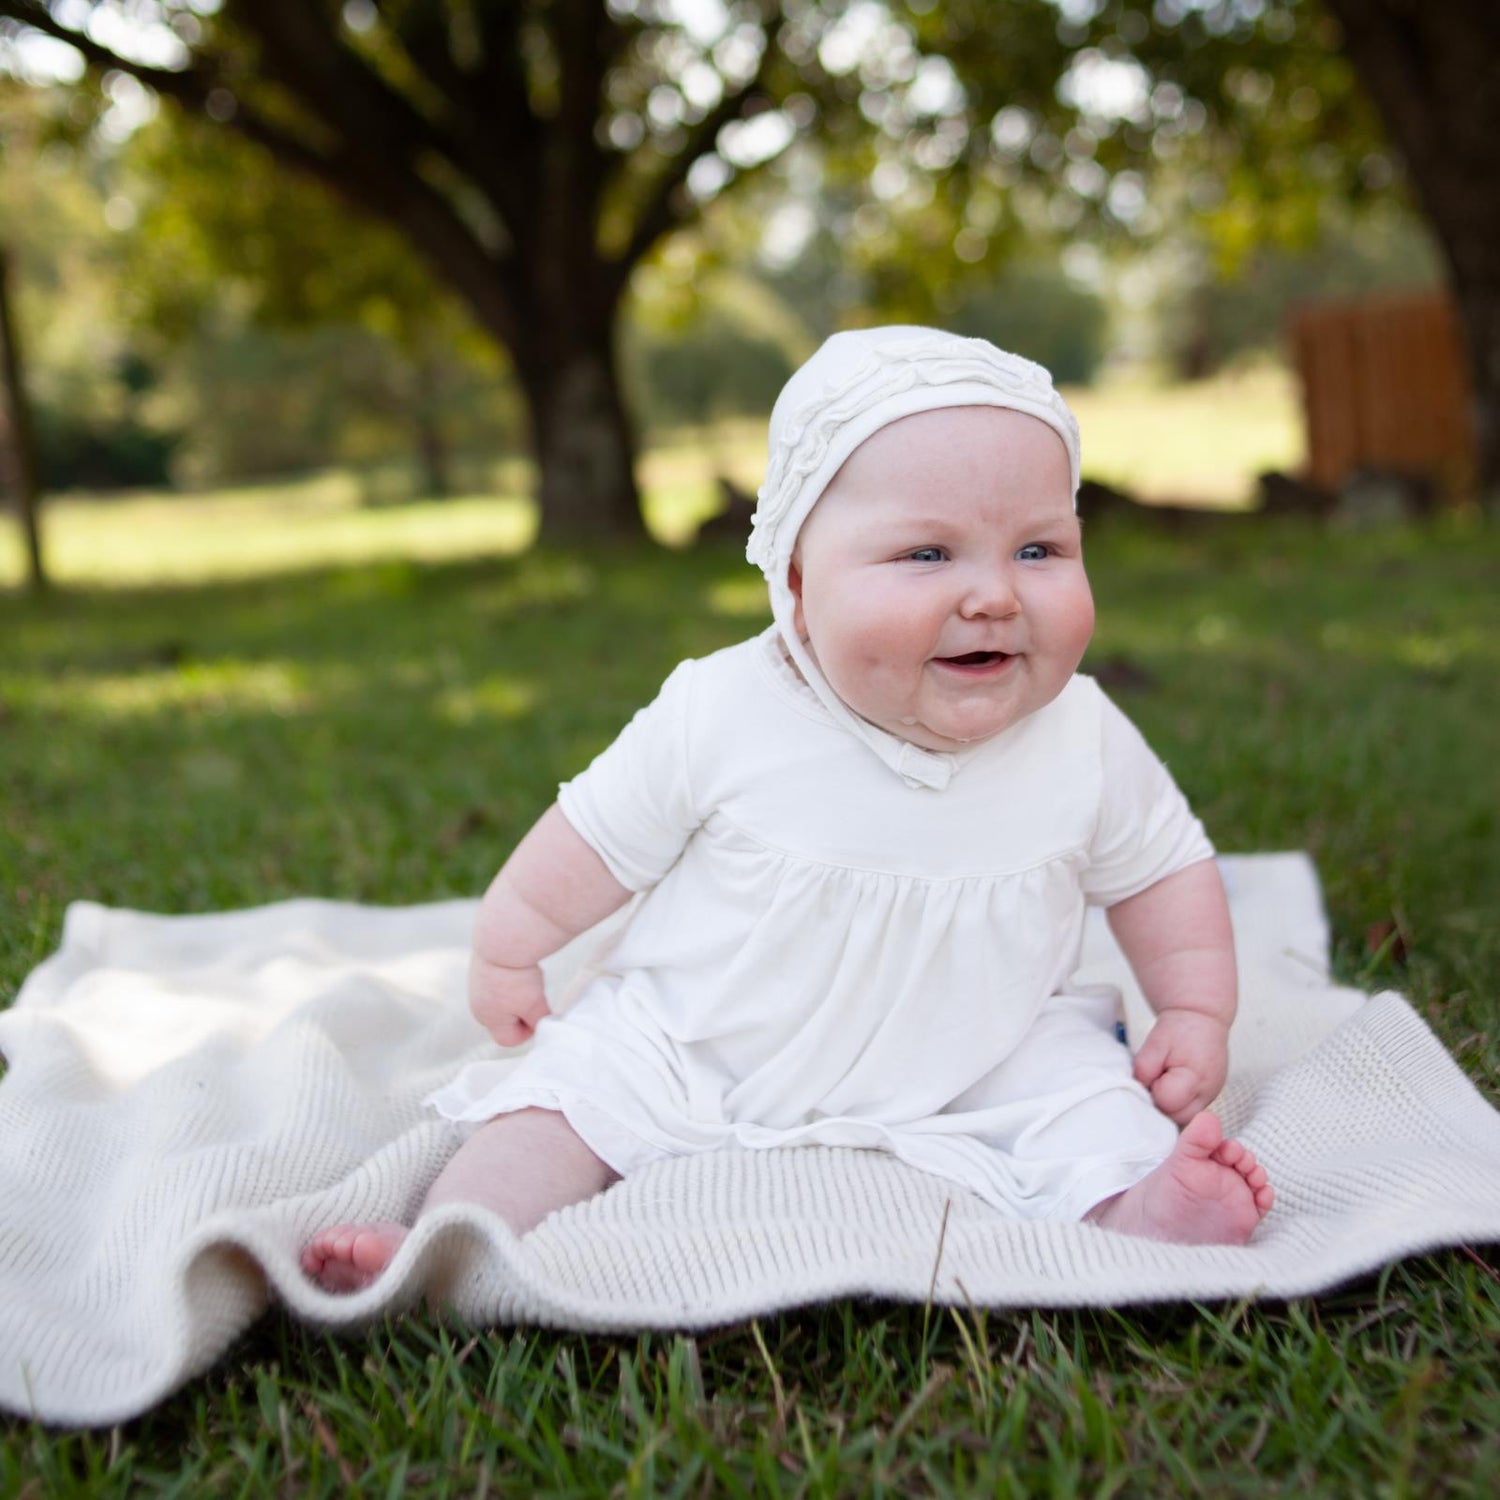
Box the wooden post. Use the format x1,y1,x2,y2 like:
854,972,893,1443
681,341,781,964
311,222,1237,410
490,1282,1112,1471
0,243,47,593
1289,291,1476,502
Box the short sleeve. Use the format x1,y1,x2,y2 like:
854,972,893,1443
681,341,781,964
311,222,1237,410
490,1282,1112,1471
1079,690,1215,906
556,660,702,891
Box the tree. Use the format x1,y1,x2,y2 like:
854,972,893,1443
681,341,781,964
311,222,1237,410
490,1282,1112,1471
1318,0,1500,508
0,241,45,591
118,109,517,498
0,0,806,539
0,1,1494,529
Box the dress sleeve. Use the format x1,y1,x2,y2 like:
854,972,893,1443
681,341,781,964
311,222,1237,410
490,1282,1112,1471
555,659,702,891
1079,688,1216,906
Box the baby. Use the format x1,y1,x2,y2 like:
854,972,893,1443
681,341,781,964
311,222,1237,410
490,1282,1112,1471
304,326,1273,1293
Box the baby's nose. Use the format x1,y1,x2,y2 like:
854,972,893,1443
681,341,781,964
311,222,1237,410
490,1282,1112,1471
960,566,1020,617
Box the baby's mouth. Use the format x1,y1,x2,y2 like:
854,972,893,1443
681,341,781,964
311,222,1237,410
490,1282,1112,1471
937,651,1012,667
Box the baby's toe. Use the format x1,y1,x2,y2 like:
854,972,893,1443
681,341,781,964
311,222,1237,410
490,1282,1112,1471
350,1230,391,1273
317,1257,373,1294
303,1227,344,1262
1178,1112,1224,1155
301,1225,361,1278
1212,1136,1247,1170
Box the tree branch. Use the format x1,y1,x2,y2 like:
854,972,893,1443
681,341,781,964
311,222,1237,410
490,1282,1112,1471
356,0,539,239
554,0,616,210
473,0,541,142
556,0,613,121
467,0,547,246
611,6,788,280
0,0,525,348
0,0,215,106
221,1,452,173
380,0,473,106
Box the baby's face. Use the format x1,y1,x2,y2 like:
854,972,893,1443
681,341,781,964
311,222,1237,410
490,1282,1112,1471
789,406,1094,752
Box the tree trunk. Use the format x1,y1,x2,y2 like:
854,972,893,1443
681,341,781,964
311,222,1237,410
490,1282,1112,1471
512,323,643,542
1322,0,1500,513
0,246,47,592
1451,276,1500,515
413,405,451,500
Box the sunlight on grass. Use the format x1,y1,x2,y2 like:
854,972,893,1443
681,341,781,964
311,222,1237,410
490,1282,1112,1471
1064,365,1303,507
0,369,1304,589
464,556,597,615
27,659,313,718
436,676,538,724
1319,619,1498,667
0,488,538,589
705,577,770,618
639,420,765,545
1192,613,1235,648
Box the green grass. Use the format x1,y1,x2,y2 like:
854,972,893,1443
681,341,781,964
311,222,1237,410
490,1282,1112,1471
0,435,729,590
2,508,1499,1492
1065,366,1302,508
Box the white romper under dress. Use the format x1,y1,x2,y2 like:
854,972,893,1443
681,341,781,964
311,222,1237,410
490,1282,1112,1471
427,628,1214,1221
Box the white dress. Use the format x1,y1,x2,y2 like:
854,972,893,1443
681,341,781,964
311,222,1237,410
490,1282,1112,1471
428,628,1214,1220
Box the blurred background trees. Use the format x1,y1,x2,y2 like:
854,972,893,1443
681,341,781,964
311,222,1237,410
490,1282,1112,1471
117,110,523,497
0,0,1485,562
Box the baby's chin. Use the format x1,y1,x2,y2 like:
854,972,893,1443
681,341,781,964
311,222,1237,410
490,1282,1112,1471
873,713,1010,753
871,686,1068,751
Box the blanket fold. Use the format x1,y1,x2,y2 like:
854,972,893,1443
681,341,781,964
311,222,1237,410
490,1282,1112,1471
3,854,1496,1428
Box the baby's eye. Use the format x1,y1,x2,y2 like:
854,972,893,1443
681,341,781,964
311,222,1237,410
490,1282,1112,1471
1015,543,1051,562
906,546,947,563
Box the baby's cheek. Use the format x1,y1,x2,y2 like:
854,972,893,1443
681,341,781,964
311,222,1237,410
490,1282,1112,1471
1071,584,1097,645
823,648,898,724
834,652,891,715
858,634,917,691
1050,597,1095,669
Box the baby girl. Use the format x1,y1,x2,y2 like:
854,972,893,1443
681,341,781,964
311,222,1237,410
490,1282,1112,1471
304,326,1273,1293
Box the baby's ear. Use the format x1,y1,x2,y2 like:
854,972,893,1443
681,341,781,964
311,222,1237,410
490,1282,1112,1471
787,560,806,637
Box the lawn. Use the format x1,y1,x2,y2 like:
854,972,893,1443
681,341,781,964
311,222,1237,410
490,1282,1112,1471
2,497,1498,1493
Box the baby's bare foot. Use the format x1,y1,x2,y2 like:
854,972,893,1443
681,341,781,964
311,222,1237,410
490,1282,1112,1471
1087,1112,1274,1245
301,1222,410,1293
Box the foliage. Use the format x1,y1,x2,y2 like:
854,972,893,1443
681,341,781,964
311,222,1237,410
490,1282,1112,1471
0,77,182,490
32,372,177,487
0,0,1437,530
1149,195,1444,378
951,262,1110,384
2,512,1499,1489
626,307,795,428
719,0,1396,308
118,106,455,345
110,109,523,491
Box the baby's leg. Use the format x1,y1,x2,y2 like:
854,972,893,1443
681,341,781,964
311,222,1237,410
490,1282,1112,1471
301,1107,617,1293
1086,1110,1273,1245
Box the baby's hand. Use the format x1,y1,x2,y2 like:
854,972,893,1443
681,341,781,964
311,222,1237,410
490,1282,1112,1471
1132,1008,1230,1124
468,955,550,1047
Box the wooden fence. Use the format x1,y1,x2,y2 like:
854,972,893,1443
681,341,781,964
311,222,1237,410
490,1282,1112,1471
1288,289,1475,498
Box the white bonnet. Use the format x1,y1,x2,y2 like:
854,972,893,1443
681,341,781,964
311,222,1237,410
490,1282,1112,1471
746,325,1082,793
747,325,1081,582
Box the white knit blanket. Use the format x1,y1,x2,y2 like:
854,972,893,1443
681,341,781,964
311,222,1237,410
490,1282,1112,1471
5,853,1500,1428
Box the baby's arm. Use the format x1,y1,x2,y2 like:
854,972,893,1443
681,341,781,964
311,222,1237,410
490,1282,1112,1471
1105,858,1236,1124
469,803,633,1046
